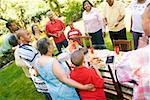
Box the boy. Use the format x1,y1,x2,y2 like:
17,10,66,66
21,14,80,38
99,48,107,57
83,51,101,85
70,50,106,100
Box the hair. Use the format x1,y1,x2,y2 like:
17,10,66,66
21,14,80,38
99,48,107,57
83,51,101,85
71,50,84,66
83,0,93,10
8,34,18,47
31,24,41,35
37,38,50,55
147,3,150,19
6,20,14,29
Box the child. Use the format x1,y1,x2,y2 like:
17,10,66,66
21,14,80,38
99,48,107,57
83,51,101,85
67,21,82,45
70,50,106,100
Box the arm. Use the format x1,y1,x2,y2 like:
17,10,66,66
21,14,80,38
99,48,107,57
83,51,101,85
58,20,66,36
114,2,125,27
52,58,94,90
45,24,58,38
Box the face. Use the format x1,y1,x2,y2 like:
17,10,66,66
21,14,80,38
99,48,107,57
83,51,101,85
47,41,54,56
21,30,32,43
106,0,114,6
68,22,74,28
10,22,18,32
142,8,150,36
47,11,54,20
33,25,40,33
84,1,92,11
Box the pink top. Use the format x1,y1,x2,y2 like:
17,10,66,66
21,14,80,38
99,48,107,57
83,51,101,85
83,7,105,33
116,45,150,99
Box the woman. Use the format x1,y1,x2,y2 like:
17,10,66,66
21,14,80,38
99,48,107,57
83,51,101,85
35,38,94,100
31,24,46,47
82,0,105,46
130,0,150,49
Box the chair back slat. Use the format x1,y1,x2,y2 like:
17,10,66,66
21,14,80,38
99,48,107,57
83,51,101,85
99,65,123,100
113,40,132,51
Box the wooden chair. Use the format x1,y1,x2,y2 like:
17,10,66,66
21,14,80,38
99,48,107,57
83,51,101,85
69,36,93,48
113,40,132,51
115,70,133,100
99,65,123,100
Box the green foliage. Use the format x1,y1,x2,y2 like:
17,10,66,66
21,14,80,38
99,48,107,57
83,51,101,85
0,63,45,100
62,1,83,24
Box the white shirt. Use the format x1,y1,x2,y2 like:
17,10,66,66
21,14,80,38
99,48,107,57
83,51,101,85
130,0,150,33
83,7,105,33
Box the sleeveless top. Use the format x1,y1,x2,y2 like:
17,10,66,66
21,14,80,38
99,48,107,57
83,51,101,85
35,57,79,100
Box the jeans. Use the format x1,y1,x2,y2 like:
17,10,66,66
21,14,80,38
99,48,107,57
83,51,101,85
89,29,105,45
132,31,143,50
55,39,68,53
109,28,127,44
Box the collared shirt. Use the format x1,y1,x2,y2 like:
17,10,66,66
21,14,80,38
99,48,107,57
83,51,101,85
70,67,106,99
67,28,82,39
103,1,126,31
129,0,150,33
83,7,105,33
45,19,66,43
0,33,13,56
116,45,150,100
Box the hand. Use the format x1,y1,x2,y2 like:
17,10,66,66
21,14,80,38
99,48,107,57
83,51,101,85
114,21,119,27
83,84,95,91
58,30,63,37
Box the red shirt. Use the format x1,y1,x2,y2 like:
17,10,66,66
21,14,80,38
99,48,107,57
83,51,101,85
70,67,106,100
45,19,66,43
67,28,82,39
67,28,82,45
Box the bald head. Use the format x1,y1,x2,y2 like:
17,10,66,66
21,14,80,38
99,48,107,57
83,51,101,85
71,50,84,66
16,29,31,44
142,3,150,36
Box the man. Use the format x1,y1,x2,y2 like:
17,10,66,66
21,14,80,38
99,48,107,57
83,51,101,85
0,20,18,56
15,29,52,100
116,3,150,99
45,11,68,54
103,0,127,44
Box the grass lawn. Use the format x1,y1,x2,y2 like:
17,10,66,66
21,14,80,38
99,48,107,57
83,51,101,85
0,31,133,99
0,63,45,100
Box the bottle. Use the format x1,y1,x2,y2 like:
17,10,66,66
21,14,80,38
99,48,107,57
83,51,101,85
114,46,119,55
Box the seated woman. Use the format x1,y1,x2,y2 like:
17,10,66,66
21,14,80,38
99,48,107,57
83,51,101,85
35,38,94,100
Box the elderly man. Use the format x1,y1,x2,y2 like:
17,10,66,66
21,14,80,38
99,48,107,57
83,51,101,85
15,29,52,100
103,0,127,44
45,11,68,54
116,3,150,100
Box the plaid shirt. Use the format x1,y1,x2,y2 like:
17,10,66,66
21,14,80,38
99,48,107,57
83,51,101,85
116,45,150,100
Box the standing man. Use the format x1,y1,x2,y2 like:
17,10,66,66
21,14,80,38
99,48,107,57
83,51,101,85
45,11,68,54
103,0,127,44
0,20,19,56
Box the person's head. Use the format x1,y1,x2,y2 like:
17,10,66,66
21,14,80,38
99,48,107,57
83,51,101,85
106,0,114,6
8,34,18,47
142,3,150,36
47,11,54,20
6,20,18,33
31,24,41,35
16,29,31,44
68,21,74,29
83,0,93,12
37,38,54,56
71,50,84,67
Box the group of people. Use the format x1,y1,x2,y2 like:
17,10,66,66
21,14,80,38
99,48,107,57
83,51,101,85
0,0,150,100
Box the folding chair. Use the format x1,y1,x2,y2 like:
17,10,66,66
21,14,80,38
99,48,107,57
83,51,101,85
113,40,132,51
115,70,133,100
99,65,123,100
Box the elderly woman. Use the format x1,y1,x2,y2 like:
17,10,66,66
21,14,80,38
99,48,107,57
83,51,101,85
35,38,94,100
82,0,105,46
